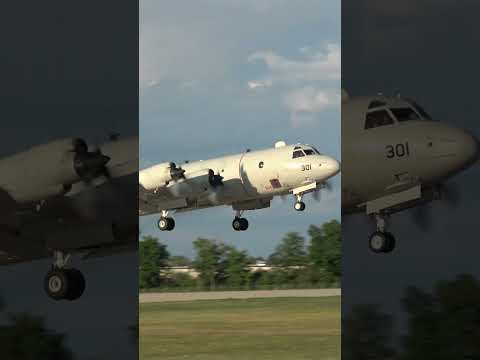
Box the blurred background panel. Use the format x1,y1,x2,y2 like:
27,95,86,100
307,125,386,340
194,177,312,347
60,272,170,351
0,2,138,359
342,1,480,358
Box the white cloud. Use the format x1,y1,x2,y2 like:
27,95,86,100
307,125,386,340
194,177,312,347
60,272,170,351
247,80,272,89
284,87,339,127
248,43,340,85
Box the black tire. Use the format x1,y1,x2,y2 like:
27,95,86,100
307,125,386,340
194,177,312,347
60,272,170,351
368,231,389,253
294,201,306,211
44,269,69,301
158,217,175,231
166,217,175,231
232,217,242,231
65,269,86,301
239,218,249,231
384,232,396,253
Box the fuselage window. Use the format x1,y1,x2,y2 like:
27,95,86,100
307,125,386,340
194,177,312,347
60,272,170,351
390,108,420,122
293,150,305,158
365,110,395,129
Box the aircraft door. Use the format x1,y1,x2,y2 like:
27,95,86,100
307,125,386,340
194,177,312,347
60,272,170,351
240,152,281,196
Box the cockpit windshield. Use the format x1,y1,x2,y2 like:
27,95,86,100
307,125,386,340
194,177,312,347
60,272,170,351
293,150,305,158
293,146,320,158
390,107,420,122
407,99,433,120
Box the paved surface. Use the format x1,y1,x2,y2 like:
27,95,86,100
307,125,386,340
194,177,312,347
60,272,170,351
139,288,341,303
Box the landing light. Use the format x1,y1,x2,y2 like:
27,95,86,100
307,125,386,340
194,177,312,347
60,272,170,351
275,141,287,148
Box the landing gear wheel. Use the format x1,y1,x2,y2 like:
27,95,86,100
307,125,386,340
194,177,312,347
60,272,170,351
158,217,175,231
44,269,70,301
232,217,249,231
369,231,390,253
384,232,396,253
65,269,86,301
294,201,306,211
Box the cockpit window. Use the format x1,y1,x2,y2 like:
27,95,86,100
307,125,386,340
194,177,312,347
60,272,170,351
409,101,432,120
293,150,305,158
365,110,394,129
390,108,420,122
304,149,315,155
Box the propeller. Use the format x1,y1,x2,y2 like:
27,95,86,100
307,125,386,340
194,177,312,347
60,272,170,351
411,182,460,231
312,181,333,201
169,162,186,181
72,139,111,184
208,169,224,188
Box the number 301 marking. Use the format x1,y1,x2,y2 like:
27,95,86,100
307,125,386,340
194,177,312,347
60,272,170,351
301,164,312,171
386,142,410,158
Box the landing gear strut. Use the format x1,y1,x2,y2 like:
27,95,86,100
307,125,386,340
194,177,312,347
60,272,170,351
294,194,306,211
232,210,249,231
44,251,86,301
368,213,396,253
158,210,175,231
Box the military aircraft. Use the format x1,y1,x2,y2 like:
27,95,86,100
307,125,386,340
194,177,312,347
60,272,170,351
139,141,340,231
0,135,138,301
342,90,479,253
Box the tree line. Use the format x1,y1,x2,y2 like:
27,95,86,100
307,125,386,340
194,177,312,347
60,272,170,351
140,219,341,291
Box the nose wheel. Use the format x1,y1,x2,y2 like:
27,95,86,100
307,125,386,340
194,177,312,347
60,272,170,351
294,194,306,211
368,214,396,253
157,210,175,231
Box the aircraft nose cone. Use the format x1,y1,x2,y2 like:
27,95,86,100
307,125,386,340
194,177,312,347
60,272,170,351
458,131,480,169
322,157,341,177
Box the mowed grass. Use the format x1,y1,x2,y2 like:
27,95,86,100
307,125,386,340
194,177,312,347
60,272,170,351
140,296,340,360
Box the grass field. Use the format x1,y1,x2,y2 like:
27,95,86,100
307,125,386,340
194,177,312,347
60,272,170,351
140,296,340,360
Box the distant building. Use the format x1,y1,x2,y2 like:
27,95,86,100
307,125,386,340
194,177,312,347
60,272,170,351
160,260,304,279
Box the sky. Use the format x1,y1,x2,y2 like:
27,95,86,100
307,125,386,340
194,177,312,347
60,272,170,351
139,0,341,258
342,0,480,344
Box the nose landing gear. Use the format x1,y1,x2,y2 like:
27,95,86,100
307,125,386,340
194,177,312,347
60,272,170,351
368,214,396,253
294,194,306,211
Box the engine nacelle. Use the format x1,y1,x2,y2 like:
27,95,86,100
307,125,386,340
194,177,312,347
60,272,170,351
0,138,109,203
166,169,220,198
139,162,178,191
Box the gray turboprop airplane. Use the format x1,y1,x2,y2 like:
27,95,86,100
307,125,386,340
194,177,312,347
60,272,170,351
342,90,479,253
139,141,340,231
0,135,138,301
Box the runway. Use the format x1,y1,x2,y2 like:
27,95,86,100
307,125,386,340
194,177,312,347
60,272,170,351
139,288,341,303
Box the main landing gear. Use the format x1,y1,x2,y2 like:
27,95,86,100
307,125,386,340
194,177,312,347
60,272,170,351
157,210,175,231
294,194,306,211
368,213,396,253
232,211,249,231
44,251,86,301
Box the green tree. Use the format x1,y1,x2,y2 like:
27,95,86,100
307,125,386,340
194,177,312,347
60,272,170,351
193,238,223,290
269,232,307,266
308,219,341,278
0,313,73,360
168,255,192,267
343,304,396,360
139,235,169,288
223,246,251,287
401,274,480,359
